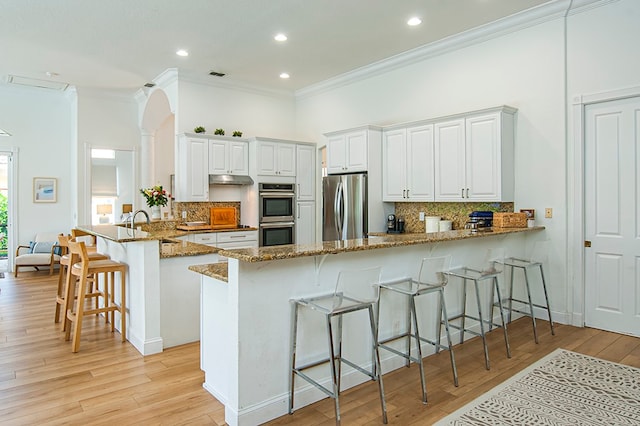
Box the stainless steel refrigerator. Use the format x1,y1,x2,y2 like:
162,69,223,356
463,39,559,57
322,173,368,241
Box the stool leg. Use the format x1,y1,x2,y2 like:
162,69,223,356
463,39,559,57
522,267,539,343
367,305,388,424
54,262,66,323
473,279,490,370
493,277,511,358
460,278,468,345
508,265,515,323
404,291,412,368
438,288,459,387
119,269,126,342
325,315,341,425
288,302,299,414
409,295,427,404
336,313,343,394
71,275,88,353
539,264,555,335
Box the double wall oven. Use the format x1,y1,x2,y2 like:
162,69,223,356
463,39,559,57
258,183,295,246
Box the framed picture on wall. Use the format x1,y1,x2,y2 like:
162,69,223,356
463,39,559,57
33,177,57,203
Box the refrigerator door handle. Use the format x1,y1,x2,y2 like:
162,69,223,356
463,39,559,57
334,180,343,237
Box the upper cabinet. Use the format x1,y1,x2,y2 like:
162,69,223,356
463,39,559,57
208,138,249,176
325,129,370,174
434,107,516,201
256,139,295,176
176,135,210,202
382,124,434,202
296,144,316,201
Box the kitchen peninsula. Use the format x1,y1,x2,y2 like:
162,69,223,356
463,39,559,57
74,223,247,355
190,226,545,426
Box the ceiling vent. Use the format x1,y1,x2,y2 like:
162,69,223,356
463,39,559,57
209,71,226,77
144,82,156,88
7,74,69,91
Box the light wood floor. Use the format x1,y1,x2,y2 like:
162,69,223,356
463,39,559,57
1,272,639,425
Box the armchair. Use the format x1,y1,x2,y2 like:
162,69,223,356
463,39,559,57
14,232,63,277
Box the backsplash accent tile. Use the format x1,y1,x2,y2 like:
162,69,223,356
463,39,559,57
173,201,241,225
394,202,514,233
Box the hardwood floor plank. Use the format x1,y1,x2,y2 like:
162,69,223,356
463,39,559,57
1,271,638,425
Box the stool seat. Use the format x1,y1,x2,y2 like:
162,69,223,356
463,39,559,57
377,256,458,405
64,240,127,353
289,267,387,425
444,248,511,370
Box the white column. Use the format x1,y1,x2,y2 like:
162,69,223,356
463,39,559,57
140,130,155,188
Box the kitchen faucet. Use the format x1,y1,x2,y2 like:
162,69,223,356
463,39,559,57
129,209,150,230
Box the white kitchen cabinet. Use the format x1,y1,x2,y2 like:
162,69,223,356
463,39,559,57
326,129,369,174
191,232,218,246
382,124,434,202
256,139,295,176
296,144,316,201
176,135,209,202
434,107,515,201
208,138,249,176
295,201,315,245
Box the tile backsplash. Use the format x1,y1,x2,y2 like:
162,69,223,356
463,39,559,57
172,201,241,225
394,202,515,233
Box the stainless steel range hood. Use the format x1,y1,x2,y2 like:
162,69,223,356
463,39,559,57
209,174,254,186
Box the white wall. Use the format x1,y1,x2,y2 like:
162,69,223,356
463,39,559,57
177,80,297,139
76,89,139,224
296,19,569,314
0,85,74,244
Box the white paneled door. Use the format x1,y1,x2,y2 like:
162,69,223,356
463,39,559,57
584,96,640,337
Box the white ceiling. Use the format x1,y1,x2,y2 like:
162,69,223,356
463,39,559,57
0,0,553,93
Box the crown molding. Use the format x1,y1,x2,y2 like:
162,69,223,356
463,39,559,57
295,0,617,99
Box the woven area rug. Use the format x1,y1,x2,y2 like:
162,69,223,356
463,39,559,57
436,348,640,425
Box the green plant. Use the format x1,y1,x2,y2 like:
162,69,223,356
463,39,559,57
214,128,225,135
194,126,205,133
140,185,169,207
232,131,243,137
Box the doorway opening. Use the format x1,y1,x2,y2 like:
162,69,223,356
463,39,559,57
0,153,10,273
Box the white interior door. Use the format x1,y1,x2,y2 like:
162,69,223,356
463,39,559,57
584,96,640,336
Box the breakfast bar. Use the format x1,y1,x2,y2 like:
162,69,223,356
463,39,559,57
190,226,545,426
74,224,221,355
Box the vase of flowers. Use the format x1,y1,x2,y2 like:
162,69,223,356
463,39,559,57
140,185,169,220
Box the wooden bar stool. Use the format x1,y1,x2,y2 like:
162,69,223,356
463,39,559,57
289,267,387,425
64,240,127,353
54,234,110,328
376,255,458,404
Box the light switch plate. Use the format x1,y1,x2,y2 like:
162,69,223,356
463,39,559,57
419,212,425,221
545,208,552,218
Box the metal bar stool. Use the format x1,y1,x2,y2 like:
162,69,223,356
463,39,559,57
376,255,458,405
494,240,555,343
64,240,127,353
54,234,110,328
289,266,387,425
445,248,511,370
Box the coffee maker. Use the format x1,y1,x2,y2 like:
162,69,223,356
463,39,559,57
386,214,405,234
387,214,396,233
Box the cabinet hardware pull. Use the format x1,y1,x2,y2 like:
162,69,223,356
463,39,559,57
402,189,406,198
406,189,409,198
229,235,246,239
466,188,469,198
461,188,464,198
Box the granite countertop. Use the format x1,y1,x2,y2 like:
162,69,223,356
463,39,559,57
74,224,256,259
191,227,545,281
219,227,544,263
188,262,229,282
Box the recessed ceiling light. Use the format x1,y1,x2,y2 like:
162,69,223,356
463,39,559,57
176,49,189,57
407,17,422,26
279,73,290,79
274,33,288,42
